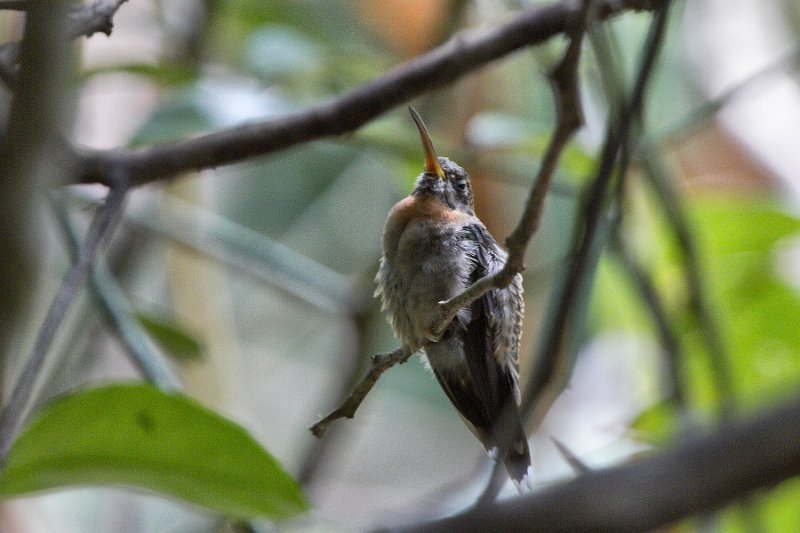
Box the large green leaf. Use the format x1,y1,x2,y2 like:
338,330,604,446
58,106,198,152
0,384,307,520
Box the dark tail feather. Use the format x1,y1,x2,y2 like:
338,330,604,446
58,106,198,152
486,402,532,492
502,430,532,492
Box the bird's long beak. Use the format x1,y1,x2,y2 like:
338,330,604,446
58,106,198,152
409,107,445,179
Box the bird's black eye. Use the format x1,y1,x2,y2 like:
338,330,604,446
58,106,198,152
455,179,468,191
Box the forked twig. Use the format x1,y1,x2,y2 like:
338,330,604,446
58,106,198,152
310,0,592,439
434,0,588,339
471,0,591,502
310,346,413,438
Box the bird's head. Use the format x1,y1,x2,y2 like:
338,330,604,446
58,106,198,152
409,107,475,214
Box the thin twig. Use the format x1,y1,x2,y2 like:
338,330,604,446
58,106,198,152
611,235,687,408
639,145,736,412
299,306,371,483
51,193,180,391
66,188,361,314
0,180,129,463
519,0,672,429
434,0,589,339
642,43,800,149
73,0,667,188
470,0,592,504
310,346,413,438
551,437,592,475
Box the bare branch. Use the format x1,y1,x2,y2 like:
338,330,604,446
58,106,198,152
611,234,687,408
299,306,372,483
461,1,594,503
434,0,590,339
0,178,129,463
639,150,735,415
310,346,413,438
519,1,672,428
73,0,667,188
0,0,128,88
551,437,592,475
51,193,180,391
389,392,800,533
67,0,129,39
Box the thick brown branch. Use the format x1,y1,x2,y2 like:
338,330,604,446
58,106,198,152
310,346,413,438
74,0,666,187
389,392,800,533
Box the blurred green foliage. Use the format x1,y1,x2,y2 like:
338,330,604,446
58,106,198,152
689,197,800,403
136,312,204,361
596,192,800,417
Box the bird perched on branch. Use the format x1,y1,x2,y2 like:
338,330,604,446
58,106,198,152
375,107,531,490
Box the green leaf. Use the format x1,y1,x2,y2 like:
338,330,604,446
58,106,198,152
243,25,323,82
130,93,213,145
0,384,307,520
590,254,652,334
629,401,679,444
82,62,199,86
136,312,204,361
687,196,800,404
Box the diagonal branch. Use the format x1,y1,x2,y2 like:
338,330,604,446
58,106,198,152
611,233,687,408
519,0,672,427
434,0,589,340
310,346,413,438
0,179,129,464
51,193,181,391
551,437,592,475
640,149,735,414
73,0,666,188
469,0,592,503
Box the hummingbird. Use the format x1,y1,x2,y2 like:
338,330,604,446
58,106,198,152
374,107,531,490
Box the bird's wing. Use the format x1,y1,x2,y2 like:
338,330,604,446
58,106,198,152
428,222,530,485
429,223,521,439
463,223,523,402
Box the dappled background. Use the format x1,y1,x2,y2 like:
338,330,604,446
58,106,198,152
3,0,800,531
